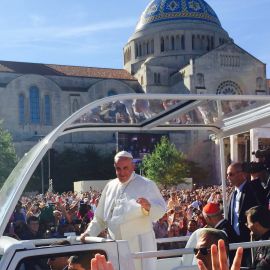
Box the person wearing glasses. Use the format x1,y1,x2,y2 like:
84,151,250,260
227,162,267,267
227,162,266,243
194,228,229,270
197,239,243,270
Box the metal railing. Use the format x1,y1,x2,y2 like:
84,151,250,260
132,236,270,259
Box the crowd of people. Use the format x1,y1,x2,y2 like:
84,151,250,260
5,189,100,240
4,154,270,270
4,184,225,242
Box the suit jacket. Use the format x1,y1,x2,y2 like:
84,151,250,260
228,180,267,242
215,219,239,243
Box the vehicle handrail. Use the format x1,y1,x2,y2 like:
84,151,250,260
156,236,190,243
229,239,270,250
135,239,270,259
132,248,194,259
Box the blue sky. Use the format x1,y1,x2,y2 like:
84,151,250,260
0,0,269,76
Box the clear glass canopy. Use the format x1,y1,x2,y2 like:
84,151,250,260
1,93,270,236
64,95,269,136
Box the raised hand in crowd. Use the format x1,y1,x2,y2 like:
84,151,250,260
91,253,114,270
197,239,243,270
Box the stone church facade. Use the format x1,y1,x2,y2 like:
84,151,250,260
0,0,269,184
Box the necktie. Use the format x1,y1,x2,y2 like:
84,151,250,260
231,190,237,223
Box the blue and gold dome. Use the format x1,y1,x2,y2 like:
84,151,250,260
136,0,221,31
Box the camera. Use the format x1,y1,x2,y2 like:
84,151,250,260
242,148,270,174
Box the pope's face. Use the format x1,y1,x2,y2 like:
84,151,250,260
114,158,135,183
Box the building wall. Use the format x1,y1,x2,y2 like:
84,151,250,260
0,71,140,157
0,1,269,185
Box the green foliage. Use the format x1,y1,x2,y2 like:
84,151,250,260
141,136,189,186
0,121,17,187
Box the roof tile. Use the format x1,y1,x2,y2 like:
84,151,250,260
0,60,136,81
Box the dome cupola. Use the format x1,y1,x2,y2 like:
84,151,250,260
124,0,230,79
136,0,222,32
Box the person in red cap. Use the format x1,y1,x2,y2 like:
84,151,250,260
203,202,239,265
203,202,239,244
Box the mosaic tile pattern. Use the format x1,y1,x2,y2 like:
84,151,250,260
136,0,221,31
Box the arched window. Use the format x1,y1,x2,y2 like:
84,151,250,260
206,36,210,51
29,86,40,124
154,73,161,84
151,39,154,53
181,35,185,50
135,43,138,58
161,37,164,52
211,36,214,49
192,35,195,50
256,77,263,90
198,35,203,50
44,95,52,125
157,73,161,84
72,99,79,113
139,44,142,56
171,36,175,50
165,36,169,51
196,73,205,87
108,89,117,96
142,42,146,56
18,94,25,125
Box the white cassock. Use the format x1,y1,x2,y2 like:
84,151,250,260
84,172,166,270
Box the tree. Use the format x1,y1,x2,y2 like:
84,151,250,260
0,121,17,187
141,136,189,186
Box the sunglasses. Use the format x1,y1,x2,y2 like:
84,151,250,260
193,247,211,256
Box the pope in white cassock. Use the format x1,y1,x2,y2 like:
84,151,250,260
80,151,166,270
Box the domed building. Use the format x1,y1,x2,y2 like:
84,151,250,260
0,0,269,185
124,0,266,96
125,0,230,79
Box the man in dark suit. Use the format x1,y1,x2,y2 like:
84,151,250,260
227,162,267,267
227,162,267,243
